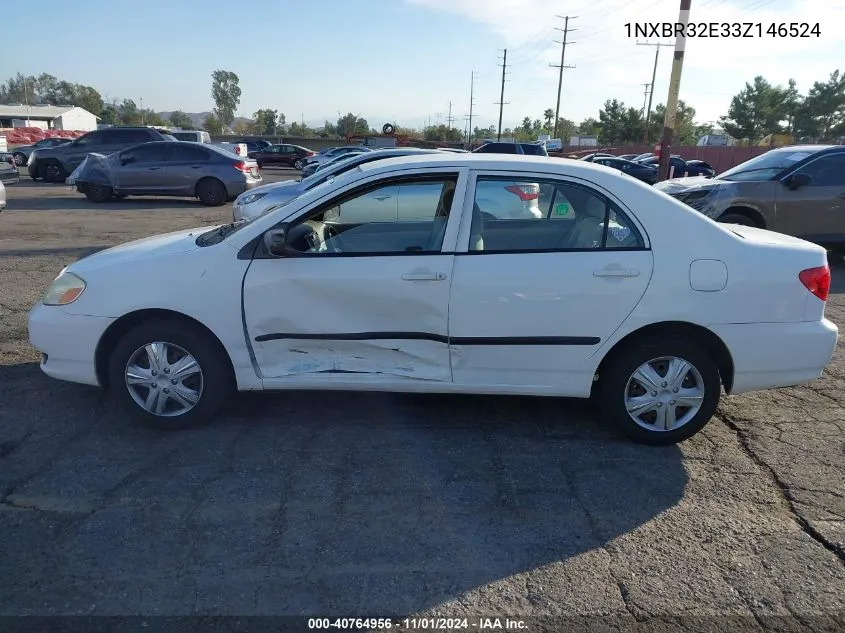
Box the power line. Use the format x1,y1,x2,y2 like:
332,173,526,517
550,15,577,140
636,40,673,144
495,49,510,141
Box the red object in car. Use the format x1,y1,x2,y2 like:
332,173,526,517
505,184,540,201
799,265,831,302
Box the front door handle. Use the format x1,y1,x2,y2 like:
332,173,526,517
373,195,392,201
593,268,640,278
147,167,160,171
401,272,447,281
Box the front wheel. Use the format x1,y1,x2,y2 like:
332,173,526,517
84,184,113,203
13,152,26,166
598,337,721,445
42,161,67,183
107,320,232,429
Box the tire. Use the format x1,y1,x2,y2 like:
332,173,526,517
29,163,42,181
12,152,26,166
598,337,721,445
294,158,304,170
718,212,758,227
196,178,227,206
42,161,67,183
84,183,114,203
107,320,233,430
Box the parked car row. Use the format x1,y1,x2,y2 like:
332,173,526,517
578,151,716,184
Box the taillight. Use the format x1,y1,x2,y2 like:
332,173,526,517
505,184,539,201
233,161,252,173
799,265,830,302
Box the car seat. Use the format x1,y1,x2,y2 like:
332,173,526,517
561,195,606,249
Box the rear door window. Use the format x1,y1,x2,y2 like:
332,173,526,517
169,145,210,162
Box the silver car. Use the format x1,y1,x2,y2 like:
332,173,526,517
233,148,444,222
301,145,372,169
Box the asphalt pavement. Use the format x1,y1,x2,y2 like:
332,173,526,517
0,174,844,630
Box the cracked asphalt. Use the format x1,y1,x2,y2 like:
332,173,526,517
1,177,844,631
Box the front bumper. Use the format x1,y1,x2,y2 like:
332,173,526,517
29,303,116,387
710,319,838,394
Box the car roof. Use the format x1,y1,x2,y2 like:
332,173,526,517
356,153,610,176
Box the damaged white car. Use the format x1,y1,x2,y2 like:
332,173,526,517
29,154,837,444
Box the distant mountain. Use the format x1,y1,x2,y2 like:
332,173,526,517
155,111,253,130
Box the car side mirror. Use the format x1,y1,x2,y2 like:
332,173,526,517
262,225,294,257
785,172,811,189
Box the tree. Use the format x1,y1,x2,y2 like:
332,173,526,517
719,76,786,143
336,112,369,137
543,109,555,128
210,69,241,126
555,118,576,140
100,103,120,125
203,113,223,134
578,117,601,137
423,124,463,142
251,109,281,135
119,99,141,125
650,100,700,145
288,122,314,137
142,110,166,126
796,70,845,141
0,73,37,104
169,110,194,129
599,99,642,144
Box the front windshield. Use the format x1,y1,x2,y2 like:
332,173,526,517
719,148,813,181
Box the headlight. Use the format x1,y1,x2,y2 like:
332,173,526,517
677,189,714,202
238,191,268,206
43,271,86,306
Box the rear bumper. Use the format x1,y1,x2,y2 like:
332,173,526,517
710,319,838,394
226,176,262,199
29,303,115,387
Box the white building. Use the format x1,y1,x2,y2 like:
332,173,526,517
0,104,99,131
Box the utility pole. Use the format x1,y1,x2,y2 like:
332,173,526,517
641,83,651,132
446,101,455,130
467,71,477,149
495,49,510,141
140,97,145,125
636,40,672,144
550,15,576,140
657,0,691,181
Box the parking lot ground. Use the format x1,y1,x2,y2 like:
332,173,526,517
1,179,844,628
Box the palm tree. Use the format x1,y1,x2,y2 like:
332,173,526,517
543,108,555,128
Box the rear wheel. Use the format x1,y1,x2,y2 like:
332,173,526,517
196,178,227,206
84,183,113,203
12,152,26,166
718,212,758,227
598,337,721,445
294,158,305,170
107,320,232,430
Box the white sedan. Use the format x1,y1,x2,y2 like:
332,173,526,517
28,154,838,444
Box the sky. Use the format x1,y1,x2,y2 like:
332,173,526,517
4,0,844,133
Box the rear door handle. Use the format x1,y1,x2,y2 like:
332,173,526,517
593,268,640,278
401,272,447,281
147,167,160,171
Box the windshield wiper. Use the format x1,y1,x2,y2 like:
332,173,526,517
197,223,240,246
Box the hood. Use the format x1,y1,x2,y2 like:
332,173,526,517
67,226,214,274
655,176,740,219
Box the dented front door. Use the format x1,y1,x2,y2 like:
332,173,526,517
242,255,453,381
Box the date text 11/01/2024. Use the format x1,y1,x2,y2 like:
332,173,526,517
625,22,821,38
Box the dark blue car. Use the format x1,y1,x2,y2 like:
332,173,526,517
590,156,659,185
